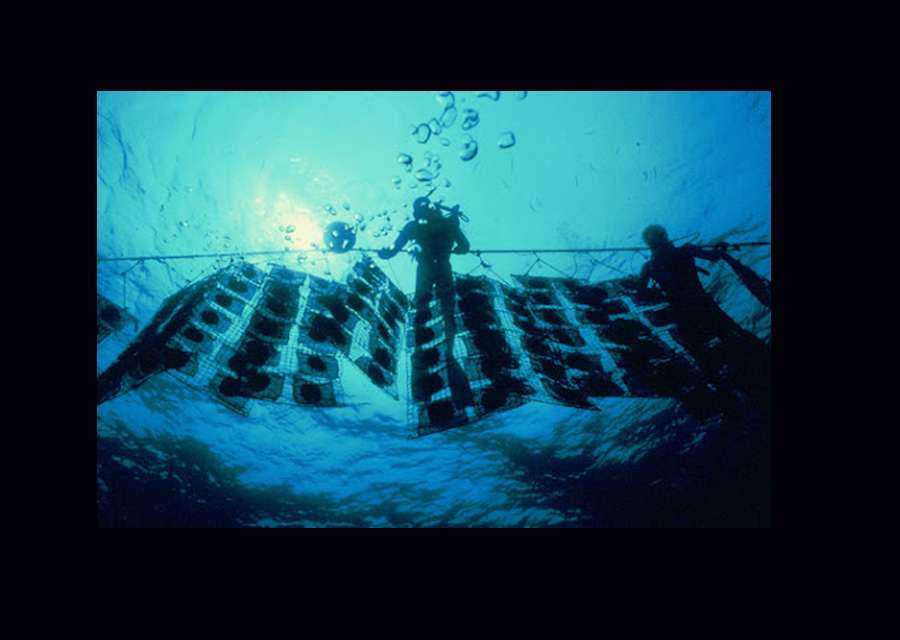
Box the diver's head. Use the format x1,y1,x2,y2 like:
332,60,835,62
642,225,670,250
413,197,439,224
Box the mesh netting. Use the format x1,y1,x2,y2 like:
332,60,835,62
405,273,714,436
99,259,738,436
97,292,136,346
97,259,409,415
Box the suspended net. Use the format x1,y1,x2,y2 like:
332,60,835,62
97,257,408,415
97,292,135,346
98,254,765,436
405,272,723,436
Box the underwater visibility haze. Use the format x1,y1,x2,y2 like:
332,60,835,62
97,90,771,527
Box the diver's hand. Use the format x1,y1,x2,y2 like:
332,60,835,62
377,248,394,260
712,242,731,259
452,246,469,255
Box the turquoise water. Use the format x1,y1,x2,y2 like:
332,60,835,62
97,91,771,527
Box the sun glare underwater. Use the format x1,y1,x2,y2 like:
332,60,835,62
97,91,771,528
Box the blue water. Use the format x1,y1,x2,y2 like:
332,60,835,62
97,91,771,527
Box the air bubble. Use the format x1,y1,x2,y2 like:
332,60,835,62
459,135,478,162
397,153,412,165
460,108,480,131
415,169,434,182
435,91,455,110
286,224,296,233
498,132,516,149
413,123,431,144
440,106,457,128
477,91,500,101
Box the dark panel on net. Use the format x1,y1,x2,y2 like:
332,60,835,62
211,288,242,316
257,266,304,328
223,263,265,300
346,258,380,321
205,267,300,409
159,264,260,399
298,275,352,354
206,330,280,413
352,256,410,327
215,368,285,405
570,283,609,307
343,257,408,399
359,329,397,390
458,279,534,426
97,273,220,406
377,292,406,340
472,374,531,416
414,399,467,436
574,278,715,401
411,366,446,404
97,292,136,345
296,351,339,380
167,273,245,381
302,312,350,352
507,275,604,409
408,274,532,436
208,369,252,415
294,346,343,407
411,354,475,437
292,377,339,407
645,306,676,328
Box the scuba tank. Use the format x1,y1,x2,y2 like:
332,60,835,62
436,202,468,226
421,187,469,226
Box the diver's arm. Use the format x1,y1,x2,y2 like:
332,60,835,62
378,224,413,259
686,245,724,262
634,261,652,289
624,260,652,291
452,228,470,254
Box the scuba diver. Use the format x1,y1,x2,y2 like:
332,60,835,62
377,196,470,313
629,224,771,414
378,196,473,409
632,225,728,313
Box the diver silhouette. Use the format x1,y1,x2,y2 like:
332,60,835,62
377,197,470,315
378,197,472,407
629,225,770,410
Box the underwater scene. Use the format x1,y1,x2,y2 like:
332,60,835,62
97,91,771,527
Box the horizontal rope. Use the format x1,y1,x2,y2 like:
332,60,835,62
96,242,770,264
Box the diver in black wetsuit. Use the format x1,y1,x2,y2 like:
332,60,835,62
378,197,472,409
377,197,470,317
629,225,770,406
